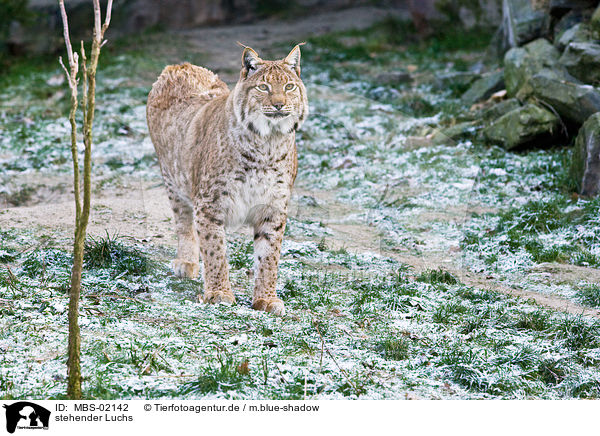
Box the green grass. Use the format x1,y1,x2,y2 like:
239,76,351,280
303,16,493,66
553,316,600,351
416,268,459,285
513,310,553,332
432,301,469,324
464,194,600,270
21,249,72,279
3,229,600,399
1,16,599,401
439,348,489,392
378,337,410,360
178,353,252,396
84,233,154,277
349,276,421,316
228,240,253,270
575,284,600,308
455,287,501,303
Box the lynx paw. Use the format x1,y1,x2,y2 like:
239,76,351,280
172,259,199,278
252,298,286,316
202,290,236,305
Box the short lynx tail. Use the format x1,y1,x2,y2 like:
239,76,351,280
147,62,229,111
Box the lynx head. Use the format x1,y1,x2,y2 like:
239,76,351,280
232,44,309,137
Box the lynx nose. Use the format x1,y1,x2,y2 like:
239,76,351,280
272,103,284,110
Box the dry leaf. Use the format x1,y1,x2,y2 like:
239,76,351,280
237,359,250,375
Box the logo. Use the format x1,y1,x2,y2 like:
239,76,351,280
3,402,50,434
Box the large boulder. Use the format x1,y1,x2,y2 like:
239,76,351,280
501,0,550,49
571,113,600,196
481,98,522,120
559,42,600,84
461,70,505,105
527,69,600,123
482,103,559,149
504,38,561,97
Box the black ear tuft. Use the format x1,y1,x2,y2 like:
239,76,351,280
284,44,303,77
242,46,262,78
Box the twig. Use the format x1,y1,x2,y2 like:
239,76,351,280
92,0,101,42
141,344,166,375
82,306,104,316
102,0,113,38
58,0,78,77
84,293,147,303
151,374,196,378
80,41,87,120
274,363,288,384
304,372,308,400
319,333,324,371
313,319,361,396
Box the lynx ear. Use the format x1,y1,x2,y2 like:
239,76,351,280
284,44,303,77
241,46,262,78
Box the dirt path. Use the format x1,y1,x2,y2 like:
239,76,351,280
3,180,599,320
179,6,409,83
2,6,598,320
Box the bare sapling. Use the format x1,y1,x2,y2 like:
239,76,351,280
58,0,112,400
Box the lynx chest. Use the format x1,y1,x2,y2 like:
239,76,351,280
221,163,292,230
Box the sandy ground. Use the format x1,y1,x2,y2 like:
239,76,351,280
1,6,599,319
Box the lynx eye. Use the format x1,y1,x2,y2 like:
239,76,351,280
257,84,269,91
285,83,295,91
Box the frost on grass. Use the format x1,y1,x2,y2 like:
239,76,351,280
2,231,600,400
2,21,600,399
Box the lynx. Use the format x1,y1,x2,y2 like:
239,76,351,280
146,45,308,316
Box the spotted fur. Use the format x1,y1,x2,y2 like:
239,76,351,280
146,45,308,315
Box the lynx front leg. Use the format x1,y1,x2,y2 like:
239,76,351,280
166,189,199,278
194,206,235,305
252,213,287,316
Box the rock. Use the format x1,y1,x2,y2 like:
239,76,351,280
432,121,478,145
571,113,600,195
559,42,600,84
527,69,600,123
461,70,505,105
431,72,479,92
552,8,592,41
374,71,412,86
515,66,571,99
500,0,550,50
504,38,561,97
555,23,592,51
592,4,600,32
481,98,522,120
482,103,559,149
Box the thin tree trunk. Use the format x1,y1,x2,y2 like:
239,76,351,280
59,0,112,400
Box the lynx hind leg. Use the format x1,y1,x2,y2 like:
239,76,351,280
166,187,200,278
252,211,287,316
195,206,235,305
